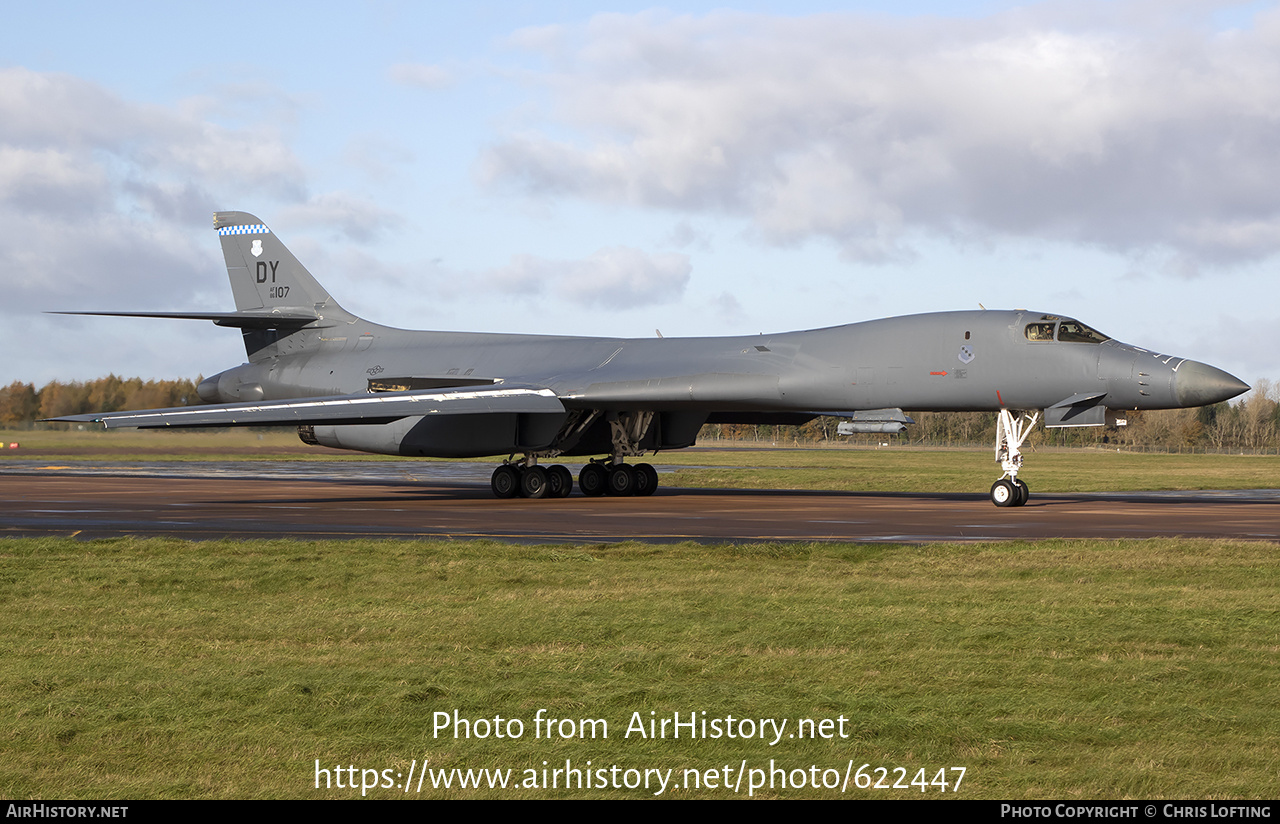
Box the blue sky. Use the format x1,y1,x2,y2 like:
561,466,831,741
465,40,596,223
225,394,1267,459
2,0,1276,390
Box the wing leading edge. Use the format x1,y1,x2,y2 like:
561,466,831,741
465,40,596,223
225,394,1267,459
49,387,564,429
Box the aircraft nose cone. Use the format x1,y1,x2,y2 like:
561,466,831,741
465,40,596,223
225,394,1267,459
1175,360,1250,407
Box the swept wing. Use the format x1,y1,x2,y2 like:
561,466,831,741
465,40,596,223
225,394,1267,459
51,386,564,429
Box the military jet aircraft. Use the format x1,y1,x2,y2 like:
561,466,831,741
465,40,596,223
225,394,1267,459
53,211,1249,506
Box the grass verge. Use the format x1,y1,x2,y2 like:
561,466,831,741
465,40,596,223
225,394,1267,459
668,450,1280,492
2,537,1276,799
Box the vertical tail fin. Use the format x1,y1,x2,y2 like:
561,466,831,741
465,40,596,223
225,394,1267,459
214,211,359,360
214,211,354,320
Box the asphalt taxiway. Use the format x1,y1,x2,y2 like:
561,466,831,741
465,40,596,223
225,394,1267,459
1,464,1276,543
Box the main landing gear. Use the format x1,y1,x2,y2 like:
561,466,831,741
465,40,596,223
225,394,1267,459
489,460,659,499
992,408,1037,507
490,462,574,499
577,461,659,498
489,410,662,499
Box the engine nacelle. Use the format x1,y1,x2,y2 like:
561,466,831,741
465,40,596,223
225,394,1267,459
198,366,264,403
302,412,566,458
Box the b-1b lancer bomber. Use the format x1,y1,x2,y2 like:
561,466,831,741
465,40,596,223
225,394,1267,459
54,211,1249,506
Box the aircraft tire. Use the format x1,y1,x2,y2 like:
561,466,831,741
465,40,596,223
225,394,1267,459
633,463,659,496
547,465,573,498
606,464,636,497
990,479,1016,507
491,465,520,499
1013,478,1029,507
521,465,548,499
579,464,607,497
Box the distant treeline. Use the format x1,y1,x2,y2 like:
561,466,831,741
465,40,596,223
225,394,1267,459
1,376,200,427
5,375,1279,452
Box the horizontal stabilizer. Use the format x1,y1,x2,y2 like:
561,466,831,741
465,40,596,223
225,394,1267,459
49,387,564,429
49,310,327,329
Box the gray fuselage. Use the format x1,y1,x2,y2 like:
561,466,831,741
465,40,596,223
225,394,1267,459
205,309,1209,416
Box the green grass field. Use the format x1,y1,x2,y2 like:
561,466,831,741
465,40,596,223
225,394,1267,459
4,431,1277,798
3,537,1277,799
667,450,1280,492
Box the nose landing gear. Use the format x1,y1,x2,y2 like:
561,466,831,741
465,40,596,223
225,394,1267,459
992,408,1037,507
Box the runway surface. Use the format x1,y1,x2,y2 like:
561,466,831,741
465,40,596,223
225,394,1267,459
2,463,1276,543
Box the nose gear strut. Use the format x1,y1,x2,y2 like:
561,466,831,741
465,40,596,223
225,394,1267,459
992,408,1037,507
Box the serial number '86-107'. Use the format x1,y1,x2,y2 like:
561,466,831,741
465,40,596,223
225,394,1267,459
270,286,289,299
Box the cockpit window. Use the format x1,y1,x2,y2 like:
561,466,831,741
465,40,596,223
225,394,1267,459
1056,320,1110,343
1024,322,1056,342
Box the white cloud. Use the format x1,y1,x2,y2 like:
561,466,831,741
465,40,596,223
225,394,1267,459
484,247,691,309
277,192,404,243
666,219,712,250
710,290,745,324
0,68,311,313
479,6,1280,268
0,147,110,213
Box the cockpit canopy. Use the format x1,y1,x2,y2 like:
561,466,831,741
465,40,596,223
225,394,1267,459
1024,315,1110,344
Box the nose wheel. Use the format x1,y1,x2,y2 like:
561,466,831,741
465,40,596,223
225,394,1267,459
991,477,1029,507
